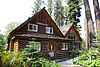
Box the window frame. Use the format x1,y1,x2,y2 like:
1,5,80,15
67,30,78,40
72,42,80,49
34,42,41,51
50,42,54,50
28,23,38,32
46,27,53,34
61,43,68,50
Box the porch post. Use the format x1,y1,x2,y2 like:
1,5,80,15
48,40,50,59
10,41,13,51
54,41,56,58
14,40,20,52
17,40,20,52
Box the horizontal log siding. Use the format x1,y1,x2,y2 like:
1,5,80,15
41,41,49,59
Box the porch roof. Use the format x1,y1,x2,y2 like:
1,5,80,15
14,33,73,40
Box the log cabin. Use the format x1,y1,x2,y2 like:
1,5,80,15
7,7,82,59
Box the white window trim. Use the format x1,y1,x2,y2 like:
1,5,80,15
28,23,38,32
34,42,41,51
46,27,53,34
62,43,68,50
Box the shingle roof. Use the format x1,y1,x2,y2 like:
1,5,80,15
14,33,73,40
60,23,73,35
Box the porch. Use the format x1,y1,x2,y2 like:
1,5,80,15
9,36,72,59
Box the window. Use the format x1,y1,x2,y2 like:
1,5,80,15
67,30,78,40
34,42,41,51
29,42,41,51
57,43,61,50
28,24,38,32
50,42,54,50
61,43,68,50
46,27,53,34
72,42,80,49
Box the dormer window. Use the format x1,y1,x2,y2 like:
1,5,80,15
28,24,38,32
67,30,78,40
46,27,53,34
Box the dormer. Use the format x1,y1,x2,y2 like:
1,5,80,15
66,30,78,40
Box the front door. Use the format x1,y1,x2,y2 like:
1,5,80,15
49,42,55,58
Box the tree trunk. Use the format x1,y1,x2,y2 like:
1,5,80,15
0,56,2,67
83,0,95,48
85,17,89,49
93,0,100,34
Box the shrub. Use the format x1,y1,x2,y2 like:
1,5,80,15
1,51,24,67
73,48,100,67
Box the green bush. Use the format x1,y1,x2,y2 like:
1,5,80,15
73,48,100,67
1,51,24,67
0,44,60,67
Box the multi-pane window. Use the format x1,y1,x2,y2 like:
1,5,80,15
46,27,53,34
29,42,41,51
67,30,78,40
72,43,80,49
34,42,41,51
28,24,38,32
61,43,68,50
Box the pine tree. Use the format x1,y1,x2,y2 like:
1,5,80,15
64,5,68,25
23,42,40,66
93,0,100,34
5,22,21,41
93,32,100,48
66,0,82,31
47,0,53,16
54,0,64,27
83,0,95,48
32,0,42,14
0,34,5,52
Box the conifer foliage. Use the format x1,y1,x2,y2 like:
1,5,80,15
47,0,53,16
93,32,100,48
23,42,40,66
67,0,82,30
54,0,64,27
32,0,42,14
0,34,5,52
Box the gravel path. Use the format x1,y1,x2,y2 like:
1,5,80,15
57,56,81,67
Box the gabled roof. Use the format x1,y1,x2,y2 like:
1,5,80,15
60,23,82,41
60,23,73,35
7,7,64,41
7,7,82,42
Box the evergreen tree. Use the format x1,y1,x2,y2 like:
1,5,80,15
54,0,64,27
83,0,95,48
4,22,21,41
0,33,5,52
93,32,100,48
64,5,68,25
47,0,53,16
23,42,40,66
67,0,82,30
32,0,42,14
93,0,100,34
